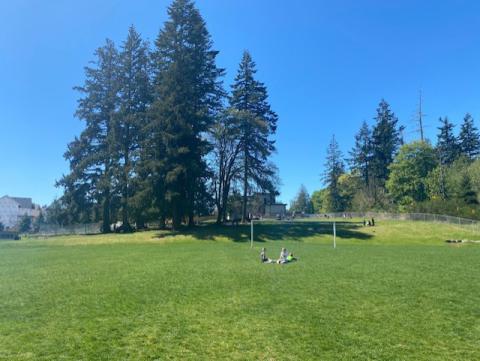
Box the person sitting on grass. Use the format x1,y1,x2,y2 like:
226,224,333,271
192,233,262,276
260,248,274,263
277,247,289,264
286,252,297,262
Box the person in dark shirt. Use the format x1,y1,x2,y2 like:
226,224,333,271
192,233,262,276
260,248,274,263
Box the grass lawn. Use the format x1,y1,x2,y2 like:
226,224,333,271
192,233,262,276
0,220,479,360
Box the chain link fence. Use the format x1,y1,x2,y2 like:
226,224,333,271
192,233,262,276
36,222,102,236
309,212,480,233
29,212,480,236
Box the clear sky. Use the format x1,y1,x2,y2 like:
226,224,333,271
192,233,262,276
1,0,480,206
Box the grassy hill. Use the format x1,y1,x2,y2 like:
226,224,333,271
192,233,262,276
0,220,479,360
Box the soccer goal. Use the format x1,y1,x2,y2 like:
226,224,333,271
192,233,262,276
249,217,339,249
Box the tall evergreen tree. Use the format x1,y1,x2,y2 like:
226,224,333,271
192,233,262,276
436,116,459,165
371,99,401,186
229,51,278,222
290,185,313,214
60,40,120,232
459,173,478,205
149,0,224,229
115,26,152,231
349,120,372,186
323,135,345,212
458,113,480,160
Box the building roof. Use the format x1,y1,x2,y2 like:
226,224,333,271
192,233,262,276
2,196,33,209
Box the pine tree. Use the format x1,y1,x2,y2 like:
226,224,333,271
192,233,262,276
229,51,278,222
290,185,313,214
458,113,480,160
150,0,224,229
323,135,345,212
436,116,459,165
115,26,152,231
349,120,372,186
460,173,478,205
60,39,120,232
371,99,401,186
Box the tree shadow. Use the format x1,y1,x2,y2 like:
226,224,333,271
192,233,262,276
153,221,372,243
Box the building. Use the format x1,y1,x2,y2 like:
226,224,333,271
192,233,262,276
247,192,287,218
0,196,41,229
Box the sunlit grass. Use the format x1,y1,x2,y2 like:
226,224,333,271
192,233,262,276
1,220,479,360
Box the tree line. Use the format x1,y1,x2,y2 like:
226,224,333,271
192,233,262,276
290,100,480,219
51,0,278,231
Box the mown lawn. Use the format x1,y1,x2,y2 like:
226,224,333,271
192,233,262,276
0,220,479,360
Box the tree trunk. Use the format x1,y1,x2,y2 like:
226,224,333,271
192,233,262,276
102,189,111,233
172,202,181,231
242,149,248,223
121,149,132,232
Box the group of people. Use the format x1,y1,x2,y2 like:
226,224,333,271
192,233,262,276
260,247,297,264
363,217,375,227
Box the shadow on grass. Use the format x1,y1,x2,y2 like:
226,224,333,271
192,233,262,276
154,221,372,243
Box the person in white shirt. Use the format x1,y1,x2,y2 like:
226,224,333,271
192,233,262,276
277,247,288,264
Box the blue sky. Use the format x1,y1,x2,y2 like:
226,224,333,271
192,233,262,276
1,0,480,206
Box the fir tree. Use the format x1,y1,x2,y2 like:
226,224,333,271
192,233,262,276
458,113,480,160
150,0,224,229
436,117,459,165
460,173,478,205
349,120,372,186
323,135,345,212
60,39,120,232
290,185,313,214
115,26,152,231
371,99,401,186
229,51,278,222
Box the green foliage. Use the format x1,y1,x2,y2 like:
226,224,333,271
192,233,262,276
289,185,313,214
459,174,478,205
436,116,459,165
425,166,448,200
458,113,480,160
148,0,225,229
60,38,120,232
311,189,327,213
0,222,4,232
386,141,437,206
337,173,361,210
229,51,278,221
408,198,480,220
371,99,401,186
115,26,152,231
349,120,372,187
18,214,32,233
211,110,243,223
323,135,345,211
32,212,46,233
467,158,480,202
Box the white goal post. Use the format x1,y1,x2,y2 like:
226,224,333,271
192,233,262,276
249,218,337,249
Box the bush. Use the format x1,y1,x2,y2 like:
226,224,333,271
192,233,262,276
407,199,480,220
18,215,32,233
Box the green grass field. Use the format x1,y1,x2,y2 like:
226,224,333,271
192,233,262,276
1,220,479,360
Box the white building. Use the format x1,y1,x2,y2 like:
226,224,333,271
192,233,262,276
0,196,40,229
247,193,287,218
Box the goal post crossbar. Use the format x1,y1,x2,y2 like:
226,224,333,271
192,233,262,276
249,218,338,249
